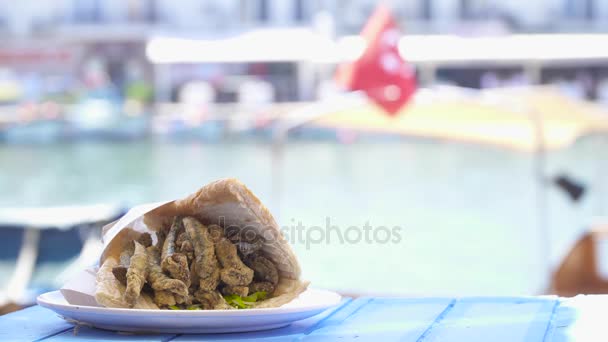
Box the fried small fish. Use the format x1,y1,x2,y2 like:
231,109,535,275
154,290,176,307
165,254,191,287
189,261,199,292
155,228,167,254
224,228,264,257
246,254,279,285
112,266,128,286
124,241,148,307
193,290,232,310
162,217,182,261
112,244,135,285
221,285,249,297
216,238,254,286
161,217,190,287
249,281,275,295
183,217,220,291
145,246,189,300
207,224,224,243
234,239,264,257
137,232,153,248
176,231,194,261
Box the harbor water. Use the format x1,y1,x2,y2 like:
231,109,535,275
1,136,607,296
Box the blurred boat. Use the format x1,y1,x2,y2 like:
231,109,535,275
0,204,125,312
0,103,67,144
151,102,291,142
551,220,608,296
65,99,149,140
151,113,226,142
2,119,67,144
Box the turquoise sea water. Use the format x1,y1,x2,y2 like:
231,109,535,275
1,137,607,296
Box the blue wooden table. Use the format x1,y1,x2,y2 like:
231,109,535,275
0,295,603,341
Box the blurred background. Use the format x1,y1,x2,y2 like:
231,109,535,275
2,0,608,313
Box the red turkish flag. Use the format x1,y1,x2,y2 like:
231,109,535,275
336,5,416,115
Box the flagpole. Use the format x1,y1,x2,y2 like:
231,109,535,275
531,105,552,293
491,90,552,293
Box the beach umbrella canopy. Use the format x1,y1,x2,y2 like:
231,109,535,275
308,86,608,151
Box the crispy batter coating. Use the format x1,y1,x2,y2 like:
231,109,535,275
119,243,134,265
154,290,176,307
207,224,224,243
183,217,220,291
234,239,263,257
216,238,254,286
155,229,167,254
246,254,279,285
112,244,134,285
137,233,153,248
160,216,182,260
124,241,148,307
162,217,182,260
193,290,232,310
176,231,194,261
176,230,188,246
165,254,191,287
189,261,199,292
200,265,220,292
221,285,249,297
224,228,264,257
249,281,275,294
161,217,190,287
145,246,189,301
104,208,287,310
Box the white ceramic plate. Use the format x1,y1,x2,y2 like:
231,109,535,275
37,288,341,334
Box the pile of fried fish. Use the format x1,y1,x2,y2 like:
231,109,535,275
112,216,279,310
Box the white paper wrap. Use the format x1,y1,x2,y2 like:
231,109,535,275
59,178,306,309
60,201,171,305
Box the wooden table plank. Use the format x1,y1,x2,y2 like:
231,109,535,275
40,326,176,342
420,297,559,342
173,298,354,341
1,296,597,341
0,305,73,341
302,297,455,341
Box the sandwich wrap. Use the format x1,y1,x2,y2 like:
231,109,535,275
92,178,308,309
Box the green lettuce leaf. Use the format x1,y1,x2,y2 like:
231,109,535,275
223,291,268,309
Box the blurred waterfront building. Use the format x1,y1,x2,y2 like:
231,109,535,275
2,0,608,105
2,0,608,37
